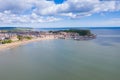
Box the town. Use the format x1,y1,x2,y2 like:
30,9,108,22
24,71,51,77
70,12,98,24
0,29,96,44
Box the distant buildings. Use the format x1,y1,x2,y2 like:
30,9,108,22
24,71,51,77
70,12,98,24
0,30,96,44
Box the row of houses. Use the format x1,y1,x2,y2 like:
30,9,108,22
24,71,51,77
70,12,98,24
0,31,44,41
0,30,96,42
0,33,19,41
0,30,58,41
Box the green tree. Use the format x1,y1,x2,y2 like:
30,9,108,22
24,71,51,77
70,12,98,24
2,39,12,44
17,35,24,40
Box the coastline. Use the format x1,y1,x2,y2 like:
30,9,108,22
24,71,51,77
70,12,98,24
0,36,55,51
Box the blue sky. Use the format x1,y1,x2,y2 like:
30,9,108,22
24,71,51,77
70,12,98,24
0,0,120,28
53,0,66,4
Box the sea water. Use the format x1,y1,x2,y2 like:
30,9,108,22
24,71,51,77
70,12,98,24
0,29,120,80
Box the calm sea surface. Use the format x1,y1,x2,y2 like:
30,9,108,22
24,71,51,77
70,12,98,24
0,29,120,80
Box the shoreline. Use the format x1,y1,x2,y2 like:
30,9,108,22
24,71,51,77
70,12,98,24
0,36,55,51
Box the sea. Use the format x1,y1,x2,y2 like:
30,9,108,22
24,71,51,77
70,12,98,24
0,27,120,80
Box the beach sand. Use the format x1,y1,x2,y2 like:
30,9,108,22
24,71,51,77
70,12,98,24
0,36,55,51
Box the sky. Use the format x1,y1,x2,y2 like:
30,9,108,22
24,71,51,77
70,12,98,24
0,0,120,28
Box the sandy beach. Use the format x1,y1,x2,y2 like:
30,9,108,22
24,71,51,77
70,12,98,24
0,36,55,51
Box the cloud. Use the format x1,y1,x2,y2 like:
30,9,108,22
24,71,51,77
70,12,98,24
0,0,34,14
32,0,120,18
0,11,61,24
36,0,120,18
0,0,120,24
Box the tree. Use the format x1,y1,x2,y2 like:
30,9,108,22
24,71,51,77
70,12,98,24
17,35,24,40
